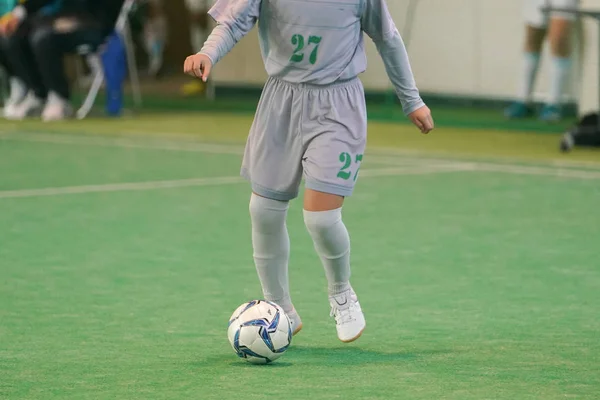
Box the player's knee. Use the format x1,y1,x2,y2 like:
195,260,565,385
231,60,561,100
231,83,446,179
304,208,350,257
303,208,342,237
249,194,289,232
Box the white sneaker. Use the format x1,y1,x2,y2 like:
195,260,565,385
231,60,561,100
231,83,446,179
5,92,43,120
42,92,73,122
3,102,18,118
3,77,27,118
329,288,365,343
287,308,303,336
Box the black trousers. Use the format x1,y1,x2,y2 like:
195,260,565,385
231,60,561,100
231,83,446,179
5,13,105,100
0,37,15,78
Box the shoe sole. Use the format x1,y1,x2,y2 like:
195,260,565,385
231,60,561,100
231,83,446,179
340,327,365,343
292,323,303,336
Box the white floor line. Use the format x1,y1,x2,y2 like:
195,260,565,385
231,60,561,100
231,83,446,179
0,176,245,199
367,145,600,169
471,163,600,180
359,164,475,178
3,131,600,180
0,132,245,156
0,165,468,200
367,157,600,180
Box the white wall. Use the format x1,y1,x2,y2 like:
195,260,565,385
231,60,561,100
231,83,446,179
211,0,587,104
578,0,600,114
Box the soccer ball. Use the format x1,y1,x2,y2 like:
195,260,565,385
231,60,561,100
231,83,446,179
227,300,292,364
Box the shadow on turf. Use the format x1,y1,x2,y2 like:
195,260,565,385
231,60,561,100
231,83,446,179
203,346,449,368
287,345,419,364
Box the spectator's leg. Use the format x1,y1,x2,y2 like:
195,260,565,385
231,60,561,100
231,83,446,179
182,0,210,96
144,0,167,77
520,25,546,104
504,25,546,119
29,15,103,121
30,24,70,101
4,18,48,119
0,38,28,117
543,17,575,120
505,0,549,119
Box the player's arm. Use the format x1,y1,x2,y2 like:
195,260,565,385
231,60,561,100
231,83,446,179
361,0,433,133
184,0,261,81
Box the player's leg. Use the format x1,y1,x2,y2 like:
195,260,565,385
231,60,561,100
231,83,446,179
506,0,547,119
182,0,211,96
542,0,579,122
301,79,367,343
249,193,302,334
243,78,305,335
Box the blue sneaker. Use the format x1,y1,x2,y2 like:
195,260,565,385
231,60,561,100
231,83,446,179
504,102,534,119
539,104,562,123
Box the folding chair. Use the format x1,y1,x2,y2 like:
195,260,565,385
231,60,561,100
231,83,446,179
76,0,141,119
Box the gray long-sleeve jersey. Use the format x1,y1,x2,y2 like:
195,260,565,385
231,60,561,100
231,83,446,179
200,0,425,115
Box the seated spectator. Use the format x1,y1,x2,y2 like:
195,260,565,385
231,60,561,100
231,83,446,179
181,0,213,96
143,0,167,78
0,0,125,121
1,0,62,120
129,0,167,78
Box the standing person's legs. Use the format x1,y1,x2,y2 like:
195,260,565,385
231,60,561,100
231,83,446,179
242,77,368,342
300,79,367,343
505,0,547,119
242,78,305,335
541,0,579,121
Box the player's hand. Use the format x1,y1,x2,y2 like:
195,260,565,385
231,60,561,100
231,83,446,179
0,13,20,36
183,53,212,82
408,105,434,134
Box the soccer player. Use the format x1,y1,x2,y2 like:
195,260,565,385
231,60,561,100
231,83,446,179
505,0,580,122
184,0,433,343
181,0,213,96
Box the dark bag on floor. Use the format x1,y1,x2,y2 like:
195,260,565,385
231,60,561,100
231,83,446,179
561,112,600,151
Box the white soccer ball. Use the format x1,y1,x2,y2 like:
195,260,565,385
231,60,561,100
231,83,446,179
227,300,292,364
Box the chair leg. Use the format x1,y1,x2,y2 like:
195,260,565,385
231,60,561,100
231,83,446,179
76,55,104,119
123,22,142,110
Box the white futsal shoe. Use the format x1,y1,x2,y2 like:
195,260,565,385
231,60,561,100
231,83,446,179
329,288,365,343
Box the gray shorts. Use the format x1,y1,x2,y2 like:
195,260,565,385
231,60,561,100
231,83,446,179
241,77,367,201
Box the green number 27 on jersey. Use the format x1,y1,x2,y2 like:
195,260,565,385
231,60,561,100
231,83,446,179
290,34,322,65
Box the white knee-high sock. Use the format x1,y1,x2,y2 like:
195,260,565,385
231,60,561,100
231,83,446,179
518,52,541,102
190,23,207,54
548,56,572,106
304,208,351,296
249,194,293,313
